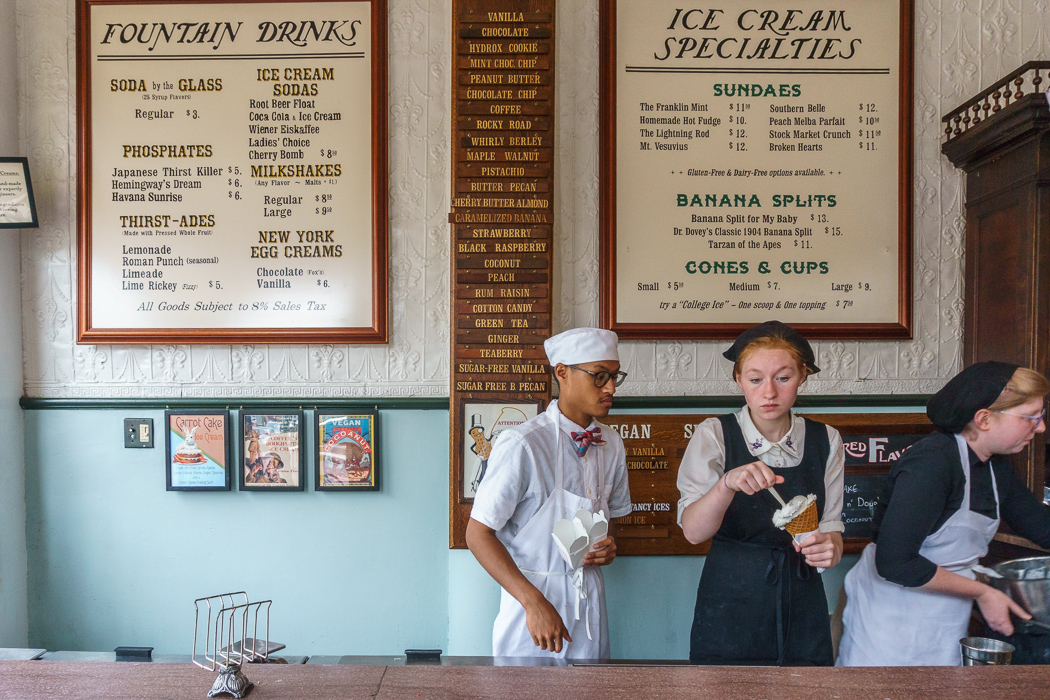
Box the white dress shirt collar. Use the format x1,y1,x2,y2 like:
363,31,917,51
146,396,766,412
738,408,802,460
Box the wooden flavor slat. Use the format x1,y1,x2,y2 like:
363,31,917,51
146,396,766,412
456,347,548,360
457,55,551,71
458,73,551,87
456,329,548,344
456,300,549,314
457,86,551,101
449,213,552,225
455,225,550,239
457,101,551,116
458,41,551,55
457,314,549,329
457,178,550,193
459,12,552,22
458,116,550,130
459,26,553,39
455,283,549,299
456,162,550,178
456,254,548,269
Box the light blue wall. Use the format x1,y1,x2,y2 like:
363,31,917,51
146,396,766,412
0,0,28,648
24,405,877,658
24,409,449,655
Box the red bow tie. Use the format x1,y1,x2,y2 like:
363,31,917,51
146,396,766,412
570,428,605,456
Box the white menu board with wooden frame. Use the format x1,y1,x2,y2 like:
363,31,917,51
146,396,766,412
76,0,388,344
600,0,913,339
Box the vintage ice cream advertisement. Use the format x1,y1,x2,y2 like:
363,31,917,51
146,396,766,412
167,411,229,489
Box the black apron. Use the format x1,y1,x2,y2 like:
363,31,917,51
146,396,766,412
689,414,833,666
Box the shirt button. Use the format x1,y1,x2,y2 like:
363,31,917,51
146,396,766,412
588,489,592,495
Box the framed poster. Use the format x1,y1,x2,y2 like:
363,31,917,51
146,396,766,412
165,409,231,491
0,157,39,228
459,399,541,501
240,410,304,491
76,0,388,344
316,410,378,491
599,0,913,339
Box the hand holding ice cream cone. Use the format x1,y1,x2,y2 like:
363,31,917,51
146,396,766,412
771,493,836,571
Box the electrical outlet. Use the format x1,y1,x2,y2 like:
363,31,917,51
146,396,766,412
124,418,154,448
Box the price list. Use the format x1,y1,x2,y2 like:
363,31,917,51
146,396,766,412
603,0,911,336
79,1,384,342
449,0,554,547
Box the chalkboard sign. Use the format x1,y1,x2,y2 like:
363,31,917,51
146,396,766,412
836,427,935,547
842,473,889,539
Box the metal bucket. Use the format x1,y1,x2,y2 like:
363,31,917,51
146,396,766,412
984,556,1050,627
960,637,1015,665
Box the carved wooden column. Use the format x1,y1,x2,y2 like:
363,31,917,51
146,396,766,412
942,64,1050,504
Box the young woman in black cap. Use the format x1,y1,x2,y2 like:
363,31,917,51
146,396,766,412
838,362,1050,666
677,321,845,665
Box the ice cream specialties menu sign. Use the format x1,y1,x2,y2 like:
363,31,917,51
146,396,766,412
600,0,912,338
77,0,387,343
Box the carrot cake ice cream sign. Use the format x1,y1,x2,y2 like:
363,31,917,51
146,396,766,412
167,412,229,489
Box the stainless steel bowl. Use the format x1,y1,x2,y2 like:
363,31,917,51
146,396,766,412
985,556,1050,626
960,637,1015,665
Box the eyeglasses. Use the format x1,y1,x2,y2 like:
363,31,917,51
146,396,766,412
993,407,1046,425
568,365,628,388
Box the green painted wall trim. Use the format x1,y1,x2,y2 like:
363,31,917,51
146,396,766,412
19,396,451,411
19,394,930,411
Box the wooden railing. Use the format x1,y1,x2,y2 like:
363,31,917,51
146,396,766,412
942,61,1050,141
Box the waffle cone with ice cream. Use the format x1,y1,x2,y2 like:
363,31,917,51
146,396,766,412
771,491,818,535
784,499,818,536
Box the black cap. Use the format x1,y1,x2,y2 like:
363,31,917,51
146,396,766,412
722,320,820,374
927,361,1018,433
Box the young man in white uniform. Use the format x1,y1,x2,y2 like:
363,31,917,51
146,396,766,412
467,327,633,660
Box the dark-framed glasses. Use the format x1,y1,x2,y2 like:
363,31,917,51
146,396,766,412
993,407,1046,425
568,365,627,388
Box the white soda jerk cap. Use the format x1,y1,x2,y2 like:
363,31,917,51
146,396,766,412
544,327,619,367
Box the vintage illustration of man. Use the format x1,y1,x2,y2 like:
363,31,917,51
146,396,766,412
464,405,534,496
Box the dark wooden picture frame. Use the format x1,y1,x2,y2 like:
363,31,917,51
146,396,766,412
165,409,232,491
598,0,914,340
239,410,305,491
315,410,379,491
0,157,39,228
75,0,389,344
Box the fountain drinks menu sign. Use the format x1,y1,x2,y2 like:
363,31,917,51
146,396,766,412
77,0,387,343
601,0,912,339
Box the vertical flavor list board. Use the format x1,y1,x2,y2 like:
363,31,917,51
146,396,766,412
449,0,554,548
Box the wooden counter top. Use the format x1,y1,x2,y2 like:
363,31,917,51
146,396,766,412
1,660,1047,699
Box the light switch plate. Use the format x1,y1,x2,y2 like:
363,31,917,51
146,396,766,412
124,418,154,448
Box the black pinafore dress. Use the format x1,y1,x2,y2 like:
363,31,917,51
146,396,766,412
688,414,834,666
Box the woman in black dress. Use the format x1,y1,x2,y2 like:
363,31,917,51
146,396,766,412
677,322,844,665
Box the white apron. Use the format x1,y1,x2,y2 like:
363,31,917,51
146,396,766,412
492,402,612,659
838,434,1000,666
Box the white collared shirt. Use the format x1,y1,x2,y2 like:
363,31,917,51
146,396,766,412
676,408,845,533
471,400,633,547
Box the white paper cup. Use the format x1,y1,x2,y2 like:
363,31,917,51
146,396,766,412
793,531,824,573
